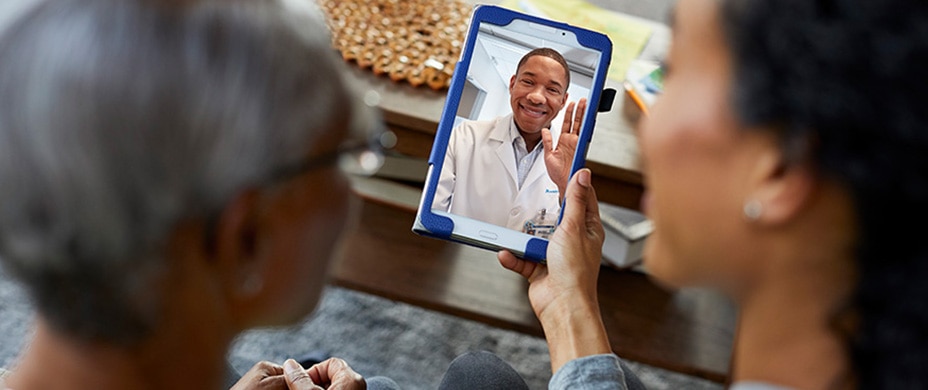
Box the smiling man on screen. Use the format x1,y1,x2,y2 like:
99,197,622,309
434,47,587,234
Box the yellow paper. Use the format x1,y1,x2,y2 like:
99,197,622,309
499,0,653,82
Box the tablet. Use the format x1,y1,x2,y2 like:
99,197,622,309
413,5,612,263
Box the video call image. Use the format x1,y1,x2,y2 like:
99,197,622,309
432,19,601,238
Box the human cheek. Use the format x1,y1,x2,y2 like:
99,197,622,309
279,192,345,317
637,94,715,286
548,97,565,118
327,184,354,240
308,173,352,247
509,89,523,110
638,122,690,285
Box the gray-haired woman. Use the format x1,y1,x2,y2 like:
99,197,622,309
0,0,391,388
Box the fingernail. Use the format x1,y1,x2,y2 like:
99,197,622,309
578,169,591,187
284,359,302,376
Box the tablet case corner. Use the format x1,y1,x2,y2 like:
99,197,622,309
417,209,455,238
524,238,549,264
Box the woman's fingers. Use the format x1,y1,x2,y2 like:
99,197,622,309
498,250,539,280
579,171,604,239
229,361,287,390
305,358,365,390
283,359,323,390
560,169,594,234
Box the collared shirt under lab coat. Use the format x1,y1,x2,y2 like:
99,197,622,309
433,114,561,231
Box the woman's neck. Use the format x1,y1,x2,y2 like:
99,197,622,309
733,178,859,390
8,317,232,390
733,247,856,389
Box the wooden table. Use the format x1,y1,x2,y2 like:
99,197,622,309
332,191,736,383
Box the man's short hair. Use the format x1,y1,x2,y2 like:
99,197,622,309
515,47,571,90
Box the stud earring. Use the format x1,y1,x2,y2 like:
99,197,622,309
241,274,264,296
743,200,764,221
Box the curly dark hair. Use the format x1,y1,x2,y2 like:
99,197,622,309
721,0,928,387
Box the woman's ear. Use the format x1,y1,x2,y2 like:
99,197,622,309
745,140,817,226
211,189,264,299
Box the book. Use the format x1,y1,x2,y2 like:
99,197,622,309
599,202,653,269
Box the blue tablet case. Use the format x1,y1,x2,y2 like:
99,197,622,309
414,5,613,263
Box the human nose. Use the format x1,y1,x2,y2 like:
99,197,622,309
527,87,546,105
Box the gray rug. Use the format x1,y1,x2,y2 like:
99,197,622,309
0,266,721,389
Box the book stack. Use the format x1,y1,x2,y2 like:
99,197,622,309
600,202,653,269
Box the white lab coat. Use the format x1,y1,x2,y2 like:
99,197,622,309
433,114,561,231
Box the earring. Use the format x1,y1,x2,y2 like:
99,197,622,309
743,200,763,221
241,274,264,296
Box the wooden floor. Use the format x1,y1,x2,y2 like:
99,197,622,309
331,198,736,383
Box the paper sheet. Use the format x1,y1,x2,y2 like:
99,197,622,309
500,0,653,82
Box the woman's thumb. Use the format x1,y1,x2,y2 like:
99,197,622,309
561,169,592,230
284,359,321,390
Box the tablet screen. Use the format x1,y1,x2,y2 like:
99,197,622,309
430,15,605,239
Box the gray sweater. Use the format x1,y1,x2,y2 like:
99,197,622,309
549,354,794,390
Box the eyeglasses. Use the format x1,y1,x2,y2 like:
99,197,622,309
260,90,396,187
262,129,396,185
